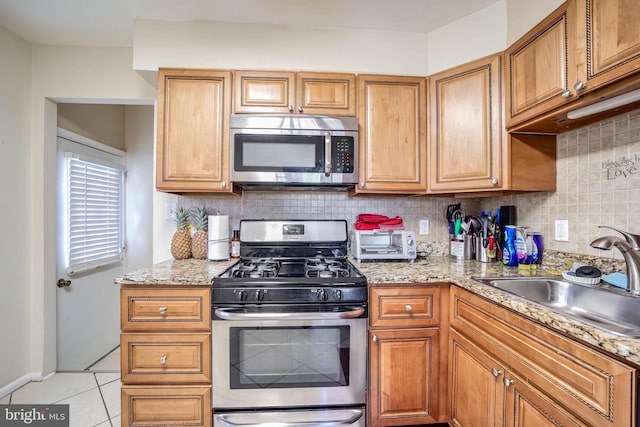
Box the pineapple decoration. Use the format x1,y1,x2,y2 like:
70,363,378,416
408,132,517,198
190,206,210,260
170,207,192,260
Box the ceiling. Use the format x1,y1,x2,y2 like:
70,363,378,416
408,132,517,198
0,0,499,47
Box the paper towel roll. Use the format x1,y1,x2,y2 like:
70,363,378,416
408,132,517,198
208,215,229,240
208,240,229,261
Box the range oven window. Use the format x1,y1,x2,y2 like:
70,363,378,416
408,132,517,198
229,326,350,389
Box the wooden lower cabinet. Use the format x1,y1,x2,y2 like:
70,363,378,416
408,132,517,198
368,283,449,426
449,286,636,427
120,287,212,427
121,386,211,427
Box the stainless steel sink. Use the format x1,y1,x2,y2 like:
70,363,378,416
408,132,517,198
472,277,640,338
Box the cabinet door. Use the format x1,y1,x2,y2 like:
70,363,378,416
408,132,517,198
369,328,439,427
296,72,356,115
575,0,640,92
504,372,588,427
449,330,504,427
121,385,211,427
429,54,503,192
505,1,579,128
357,75,427,194
156,69,232,192
234,70,296,113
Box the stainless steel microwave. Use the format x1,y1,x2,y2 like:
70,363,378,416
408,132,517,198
230,114,358,188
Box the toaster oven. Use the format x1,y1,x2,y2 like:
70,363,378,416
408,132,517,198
350,230,417,263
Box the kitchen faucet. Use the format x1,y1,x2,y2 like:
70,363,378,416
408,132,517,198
590,226,640,295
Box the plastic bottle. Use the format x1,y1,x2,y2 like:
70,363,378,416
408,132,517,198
502,225,518,266
230,229,241,258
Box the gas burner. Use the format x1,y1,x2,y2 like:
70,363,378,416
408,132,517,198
232,259,280,278
305,258,349,278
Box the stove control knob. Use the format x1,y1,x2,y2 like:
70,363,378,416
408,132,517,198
234,290,247,302
317,288,327,301
254,289,265,301
334,289,343,301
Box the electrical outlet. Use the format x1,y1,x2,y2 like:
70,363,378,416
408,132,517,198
555,219,569,241
165,203,176,221
419,219,429,235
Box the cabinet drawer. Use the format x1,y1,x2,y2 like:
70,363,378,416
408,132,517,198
121,385,211,427
450,286,635,427
121,333,211,384
121,288,211,331
370,285,439,328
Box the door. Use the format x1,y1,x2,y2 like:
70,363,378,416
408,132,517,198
429,54,503,192
356,75,427,194
368,328,439,426
56,131,124,370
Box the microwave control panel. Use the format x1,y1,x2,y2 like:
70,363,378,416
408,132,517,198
332,136,355,173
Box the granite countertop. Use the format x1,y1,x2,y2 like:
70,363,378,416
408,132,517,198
115,251,640,366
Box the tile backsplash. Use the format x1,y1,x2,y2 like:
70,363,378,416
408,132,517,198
180,109,640,260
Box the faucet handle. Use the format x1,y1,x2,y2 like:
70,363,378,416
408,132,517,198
598,226,640,250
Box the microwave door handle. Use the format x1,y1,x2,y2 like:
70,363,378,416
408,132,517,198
214,307,365,321
324,131,332,177
216,408,364,426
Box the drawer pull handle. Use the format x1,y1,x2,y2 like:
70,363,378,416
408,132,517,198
503,377,514,387
159,355,167,365
158,307,167,314
405,305,412,312
491,368,502,377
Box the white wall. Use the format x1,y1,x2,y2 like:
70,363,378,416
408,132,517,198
133,20,431,76
506,0,564,44
124,105,155,271
427,1,507,74
28,45,155,378
57,104,126,151
0,26,34,396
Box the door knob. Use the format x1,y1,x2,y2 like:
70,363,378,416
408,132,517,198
57,278,71,288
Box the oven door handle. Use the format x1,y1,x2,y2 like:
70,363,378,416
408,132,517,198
214,307,365,320
215,408,364,426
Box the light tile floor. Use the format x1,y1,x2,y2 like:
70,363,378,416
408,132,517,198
2,347,121,427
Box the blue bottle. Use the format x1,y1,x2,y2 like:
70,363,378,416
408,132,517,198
502,225,518,266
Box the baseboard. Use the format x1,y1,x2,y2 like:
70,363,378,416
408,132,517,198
0,372,44,400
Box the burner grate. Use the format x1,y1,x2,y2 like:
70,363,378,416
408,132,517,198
232,259,281,278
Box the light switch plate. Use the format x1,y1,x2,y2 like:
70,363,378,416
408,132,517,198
419,219,429,235
555,219,569,241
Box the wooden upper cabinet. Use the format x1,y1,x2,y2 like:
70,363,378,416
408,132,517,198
505,1,578,128
234,70,356,115
156,69,233,193
429,54,503,192
575,0,640,91
356,75,427,194
297,72,356,115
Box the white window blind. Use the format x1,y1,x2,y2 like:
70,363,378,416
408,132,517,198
65,155,124,275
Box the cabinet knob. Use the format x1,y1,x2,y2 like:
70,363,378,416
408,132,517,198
372,335,378,342
297,105,303,113
491,368,502,377
360,182,365,188
288,105,294,112
561,90,574,98
491,178,499,185
405,305,413,312
573,81,586,91
158,307,167,314
503,377,514,387
221,181,226,188
159,355,167,365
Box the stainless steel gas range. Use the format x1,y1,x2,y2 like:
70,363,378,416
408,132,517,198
211,219,367,427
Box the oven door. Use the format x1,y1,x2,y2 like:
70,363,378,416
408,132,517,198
211,305,367,410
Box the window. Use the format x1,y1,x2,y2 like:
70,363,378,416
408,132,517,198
64,154,125,275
